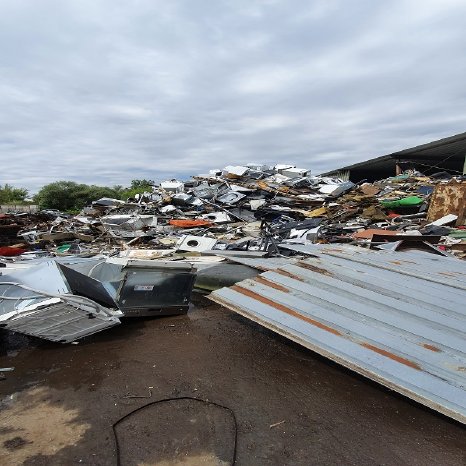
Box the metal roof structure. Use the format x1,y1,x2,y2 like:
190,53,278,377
210,246,466,423
322,131,466,181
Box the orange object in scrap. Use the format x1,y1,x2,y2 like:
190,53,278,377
169,219,213,228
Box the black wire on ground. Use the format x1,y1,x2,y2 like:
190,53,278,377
112,396,238,466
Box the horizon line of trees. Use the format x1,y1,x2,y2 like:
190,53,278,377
0,179,155,212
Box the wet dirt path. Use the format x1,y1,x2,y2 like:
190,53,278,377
0,296,464,465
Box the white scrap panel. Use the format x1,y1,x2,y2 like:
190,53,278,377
210,248,466,424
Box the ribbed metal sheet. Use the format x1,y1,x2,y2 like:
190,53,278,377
209,248,466,423
212,254,298,271
0,259,123,342
279,243,466,289
2,300,121,343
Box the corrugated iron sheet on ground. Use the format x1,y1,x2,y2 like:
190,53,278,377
209,247,466,423
279,243,466,289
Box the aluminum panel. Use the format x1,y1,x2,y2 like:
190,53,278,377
280,243,466,289
210,248,466,423
212,254,298,271
0,298,121,343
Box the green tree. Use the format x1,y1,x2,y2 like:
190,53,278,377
112,185,125,196
130,179,154,190
118,179,155,200
0,184,28,204
34,181,120,211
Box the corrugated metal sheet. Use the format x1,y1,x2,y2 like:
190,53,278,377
2,299,121,343
279,243,466,289
212,254,298,271
209,247,466,423
0,259,123,342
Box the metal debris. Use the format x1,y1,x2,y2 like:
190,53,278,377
0,257,196,341
209,245,466,424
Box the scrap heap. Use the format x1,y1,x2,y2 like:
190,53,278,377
1,163,465,261
1,164,465,425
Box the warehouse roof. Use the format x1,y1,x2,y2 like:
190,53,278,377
322,131,466,181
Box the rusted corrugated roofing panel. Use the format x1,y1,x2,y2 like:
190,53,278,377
209,248,466,423
280,243,466,289
212,254,298,271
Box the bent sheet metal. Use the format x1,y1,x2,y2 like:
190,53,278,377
209,247,466,423
0,257,196,342
0,260,122,343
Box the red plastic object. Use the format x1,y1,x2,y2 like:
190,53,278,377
0,246,27,256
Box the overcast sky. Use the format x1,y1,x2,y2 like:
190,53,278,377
1,0,466,192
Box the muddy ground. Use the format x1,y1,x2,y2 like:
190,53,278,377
0,295,464,465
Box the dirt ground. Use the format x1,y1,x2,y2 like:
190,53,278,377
0,295,464,465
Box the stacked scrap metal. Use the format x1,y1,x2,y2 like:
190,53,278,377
0,164,464,262
0,163,464,342
1,165,465,427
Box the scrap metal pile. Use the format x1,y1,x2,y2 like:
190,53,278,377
1,164,465,261
1,164,465,424
0,164,465,343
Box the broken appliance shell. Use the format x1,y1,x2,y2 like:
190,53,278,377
176,235,218,252
73,259,197,318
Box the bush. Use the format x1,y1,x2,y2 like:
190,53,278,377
0,184,28,204
34,181,120,211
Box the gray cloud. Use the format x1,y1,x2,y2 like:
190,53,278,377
1,0,466,192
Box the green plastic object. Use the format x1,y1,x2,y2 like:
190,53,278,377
381,196,424,208
57,244,71,253
448,229,466,239
390,174,410,181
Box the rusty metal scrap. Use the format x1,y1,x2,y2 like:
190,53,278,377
209,245,466,424
427,180,466,225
